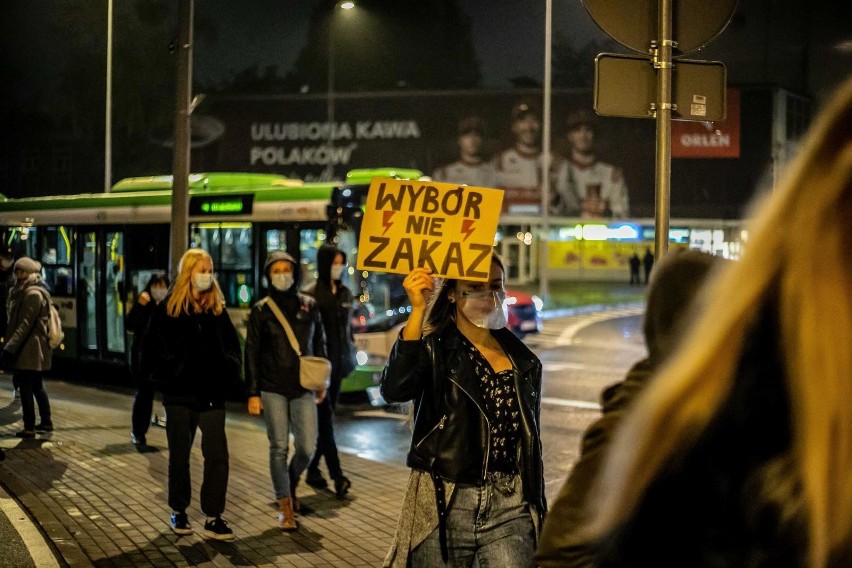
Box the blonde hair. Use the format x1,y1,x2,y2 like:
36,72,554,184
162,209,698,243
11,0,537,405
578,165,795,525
166,248,225,317
591,77,852,567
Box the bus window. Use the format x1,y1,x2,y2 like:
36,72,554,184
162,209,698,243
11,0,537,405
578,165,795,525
299,228,327,290
38,226,75,296
334,226,408,334
105,231,125,353
191,223,254,308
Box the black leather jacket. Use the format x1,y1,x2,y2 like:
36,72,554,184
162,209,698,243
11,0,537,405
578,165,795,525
245,290,327,399
381,325,546,521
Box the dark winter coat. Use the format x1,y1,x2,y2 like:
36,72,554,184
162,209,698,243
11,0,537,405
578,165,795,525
244,288,327,399
141,301,242,410
127,299,156,378
381,325,546,525
3,278,53,371
302,246,356,383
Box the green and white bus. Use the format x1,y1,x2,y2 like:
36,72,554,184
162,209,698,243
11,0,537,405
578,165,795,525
0,168,422,397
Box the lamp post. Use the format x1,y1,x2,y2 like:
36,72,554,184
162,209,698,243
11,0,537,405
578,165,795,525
104,0,113,193
327,2,355,143
539,0,553,305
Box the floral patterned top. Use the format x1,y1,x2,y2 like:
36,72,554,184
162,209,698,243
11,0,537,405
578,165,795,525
461,335,521,474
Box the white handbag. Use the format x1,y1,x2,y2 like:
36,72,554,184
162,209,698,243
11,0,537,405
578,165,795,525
263,298,331,392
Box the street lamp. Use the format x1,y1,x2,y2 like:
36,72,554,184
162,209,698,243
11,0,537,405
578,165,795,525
327,1,356,134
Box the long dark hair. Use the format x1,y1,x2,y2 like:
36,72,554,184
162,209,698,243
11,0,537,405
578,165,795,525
422,253,505,337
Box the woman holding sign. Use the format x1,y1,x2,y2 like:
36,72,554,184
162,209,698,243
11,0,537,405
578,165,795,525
381,254,545,568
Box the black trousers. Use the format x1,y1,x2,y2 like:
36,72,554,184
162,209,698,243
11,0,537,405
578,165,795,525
307,376,343,480
165,405,229,517
16,370,51,430
131,374,155,438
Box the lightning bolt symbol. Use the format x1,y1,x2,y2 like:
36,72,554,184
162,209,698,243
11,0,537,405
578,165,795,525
382,210,395,235
461,219,475,242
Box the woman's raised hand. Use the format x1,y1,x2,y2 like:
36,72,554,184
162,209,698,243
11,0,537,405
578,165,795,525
403,267,434,311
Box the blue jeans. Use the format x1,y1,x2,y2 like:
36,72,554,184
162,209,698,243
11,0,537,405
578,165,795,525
411,474,536,568
260,390,317,500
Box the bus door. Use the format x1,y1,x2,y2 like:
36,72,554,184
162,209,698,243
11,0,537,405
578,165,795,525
78,228,126,363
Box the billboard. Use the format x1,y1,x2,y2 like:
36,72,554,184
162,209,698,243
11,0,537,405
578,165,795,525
197,87,768,219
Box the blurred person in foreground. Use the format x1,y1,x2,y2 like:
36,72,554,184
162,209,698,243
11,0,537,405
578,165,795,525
0,257,54,437
381,254,545,567
578,76,852,567
536,248,726,567
245,251,327,531
127,273,169,447
142,249,241,540
303,244,354,498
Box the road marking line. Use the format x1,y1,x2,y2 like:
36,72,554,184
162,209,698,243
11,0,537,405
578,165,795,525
0,486,60,568
541,397,601,410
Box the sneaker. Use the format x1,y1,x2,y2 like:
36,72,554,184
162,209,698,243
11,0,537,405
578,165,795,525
131,433,146,446
170,511,192,535
35,423,54,433
15,429,35,439
305,468,328,490
12,387,19,399
203,516,235,541
334,476,352,499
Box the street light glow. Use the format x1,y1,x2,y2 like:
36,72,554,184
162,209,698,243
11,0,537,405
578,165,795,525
340,1,355,9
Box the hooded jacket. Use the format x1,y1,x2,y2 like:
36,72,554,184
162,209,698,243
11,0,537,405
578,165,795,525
301,244,356,382
245,251,327,399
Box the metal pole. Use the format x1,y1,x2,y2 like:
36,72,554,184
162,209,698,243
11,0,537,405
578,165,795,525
653,0,673,258
327,12,335,136
170,0,193,278
104,0,113,193
539,0,552,305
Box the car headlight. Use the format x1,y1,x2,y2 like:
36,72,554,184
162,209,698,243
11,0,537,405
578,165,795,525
532,295,544,312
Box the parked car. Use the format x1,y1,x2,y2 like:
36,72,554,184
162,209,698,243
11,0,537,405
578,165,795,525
505,289,543,336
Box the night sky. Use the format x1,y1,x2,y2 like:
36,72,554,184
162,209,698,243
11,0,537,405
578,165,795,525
192,0,604,89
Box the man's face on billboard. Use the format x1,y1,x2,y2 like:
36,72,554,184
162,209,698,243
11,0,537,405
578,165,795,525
568,124,595,154
512,114,541,147
458,131,483,158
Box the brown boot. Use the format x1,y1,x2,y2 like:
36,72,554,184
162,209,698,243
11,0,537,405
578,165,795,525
277,497,298,531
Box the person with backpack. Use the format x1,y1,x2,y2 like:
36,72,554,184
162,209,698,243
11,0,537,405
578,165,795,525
0,257,55,438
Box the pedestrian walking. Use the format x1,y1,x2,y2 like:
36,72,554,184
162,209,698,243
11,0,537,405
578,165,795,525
303,244,354,498
141,249,241,540
642,247,654,284
0,257,54,437
245,251,327,531
127,273,169,447
583,76,852,568
536,249,725,567
381,254,545,567
628,252,641,285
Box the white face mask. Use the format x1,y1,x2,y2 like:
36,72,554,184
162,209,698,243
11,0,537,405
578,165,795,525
330,265,345,281
458,290,508,330
192,273,213,292
271,273,294,291
150,287,168,303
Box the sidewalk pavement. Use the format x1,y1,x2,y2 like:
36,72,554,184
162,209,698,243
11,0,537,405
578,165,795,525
0,375,411,567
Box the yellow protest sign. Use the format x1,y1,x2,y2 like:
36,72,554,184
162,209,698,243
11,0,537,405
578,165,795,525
356,178,504,281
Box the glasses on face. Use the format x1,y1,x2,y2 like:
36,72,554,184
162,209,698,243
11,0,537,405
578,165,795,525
460,289,507,301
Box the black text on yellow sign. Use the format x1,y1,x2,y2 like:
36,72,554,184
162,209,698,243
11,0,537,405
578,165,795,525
356,178,504,281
